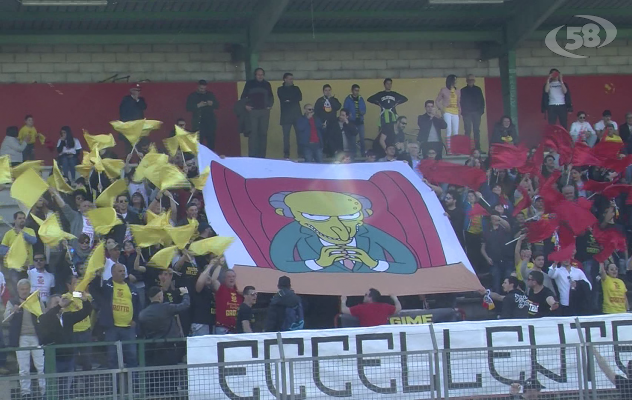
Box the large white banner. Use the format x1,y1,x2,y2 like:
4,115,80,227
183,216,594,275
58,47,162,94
197,147,480,296
187,314,632,399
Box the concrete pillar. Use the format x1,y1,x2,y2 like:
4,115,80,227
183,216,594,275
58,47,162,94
499,49,519,134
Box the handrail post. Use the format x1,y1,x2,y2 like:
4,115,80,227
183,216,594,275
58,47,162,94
276,332,287,400
428,323,443,399
44,345,57,400
573,317,592,400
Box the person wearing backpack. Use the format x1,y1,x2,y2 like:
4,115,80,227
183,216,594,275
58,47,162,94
264,276,304,332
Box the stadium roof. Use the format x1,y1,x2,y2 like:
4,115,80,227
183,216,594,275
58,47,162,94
0,0,630,50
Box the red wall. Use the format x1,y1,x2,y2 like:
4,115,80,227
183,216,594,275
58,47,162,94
0,82,241,161
485,75,632,149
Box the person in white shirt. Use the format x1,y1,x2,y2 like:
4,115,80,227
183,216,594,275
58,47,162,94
569,111,597,147
27,253,55,305
594,110,618,139
103,241,128,282
543,68,571,129
548,259,591,315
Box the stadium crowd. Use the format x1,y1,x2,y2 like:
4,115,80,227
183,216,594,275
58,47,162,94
0,66,630,399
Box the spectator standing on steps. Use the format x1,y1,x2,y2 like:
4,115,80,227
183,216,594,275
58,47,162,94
343,84,367,157
296,104,324,163
277,72,303,159
186,79,220,150
315,84,341,131
461,75,485,151
241,68,274,158
542,68,572,129
367,78,408,148
417,100,447,160
119,84,147,152
435,74,461,154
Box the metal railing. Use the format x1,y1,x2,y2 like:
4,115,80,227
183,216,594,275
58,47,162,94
0,335,629,399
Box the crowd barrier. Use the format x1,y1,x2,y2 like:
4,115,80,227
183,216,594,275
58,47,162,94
0,316,629,399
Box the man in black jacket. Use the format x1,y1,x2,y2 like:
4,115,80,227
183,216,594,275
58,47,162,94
500,277,529,319
264,276,303,332
277,73,303,159
315,84,341,130
140,286,190,396
119,84,147,122
324,109,358,157
39,293,93,395
186,80,220,150
417,100,448,160
241,68,274,158
461,75,485,151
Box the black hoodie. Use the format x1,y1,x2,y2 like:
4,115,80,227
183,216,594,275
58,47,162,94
264,288,301,332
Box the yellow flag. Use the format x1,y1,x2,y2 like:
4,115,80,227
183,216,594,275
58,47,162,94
0,155,12,184
130,225,168,247
75,164,93,180
95,179,128,208
47,160,74,194
147,142,158,154
133,152,169,182
178,133,199,155
162,136,180,157
166,219,198,249
21,290,43,317
10,168,48,212
83,131,116,151
188,236,235,256
147,246,178,269
145,163,190,190
102,159,125,180
110,120,145,146
89,146,104,172
31,213,76,246
174,125,194,137
141,120,163,136
190,166,210,190
4,232,28,270
75,241,106,292
86,207,122,235
12,160,43,179
145,209,172,227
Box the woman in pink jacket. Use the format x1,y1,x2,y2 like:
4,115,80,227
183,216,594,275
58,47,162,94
435,75,461,154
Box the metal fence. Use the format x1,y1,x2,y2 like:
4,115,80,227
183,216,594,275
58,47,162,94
0,336,629,399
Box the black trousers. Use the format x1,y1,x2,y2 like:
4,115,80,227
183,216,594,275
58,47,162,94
462,112,482,150
197,119,217,151
547,104,568,129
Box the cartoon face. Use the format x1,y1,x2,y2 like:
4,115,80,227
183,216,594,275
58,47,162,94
276,191,371,245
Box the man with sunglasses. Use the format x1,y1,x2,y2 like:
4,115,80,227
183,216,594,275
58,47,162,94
526,271,558,318
460,74,485,151
569,111,596,146
113,193,140,244
27,253,55,305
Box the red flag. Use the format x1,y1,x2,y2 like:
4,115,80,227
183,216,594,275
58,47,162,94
603,155,632,173
512,186,532,217
602,184,632,199
543,125,573,165
592,141,624,160
417,160,487,189
518,143,545,175
468,203,490,217
450,135,473,155
548,244,576,263
572,142,605,167
592,225,627,252
557,225,576,248
553,200,597,235
526,218,559,243
490,143,528,169
538,171,564,207
583,180,614,193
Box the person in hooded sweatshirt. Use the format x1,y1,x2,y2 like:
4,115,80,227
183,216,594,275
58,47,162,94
264,276,303,332
314,84,341,129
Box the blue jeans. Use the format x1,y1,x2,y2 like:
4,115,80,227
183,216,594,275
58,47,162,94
490,260,513,294
59,155,77,181
190,323,210,336
303,143,323,163
104,326,137,369
55,355,75,398
356,124,366,156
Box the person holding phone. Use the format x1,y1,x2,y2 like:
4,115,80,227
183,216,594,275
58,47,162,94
542,68,572,129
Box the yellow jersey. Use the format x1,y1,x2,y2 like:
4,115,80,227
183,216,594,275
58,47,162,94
445,88,459,115
112,281,133,327
1,228,36,265
18,126,38,144
602,275,627,314
62,293,92,332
